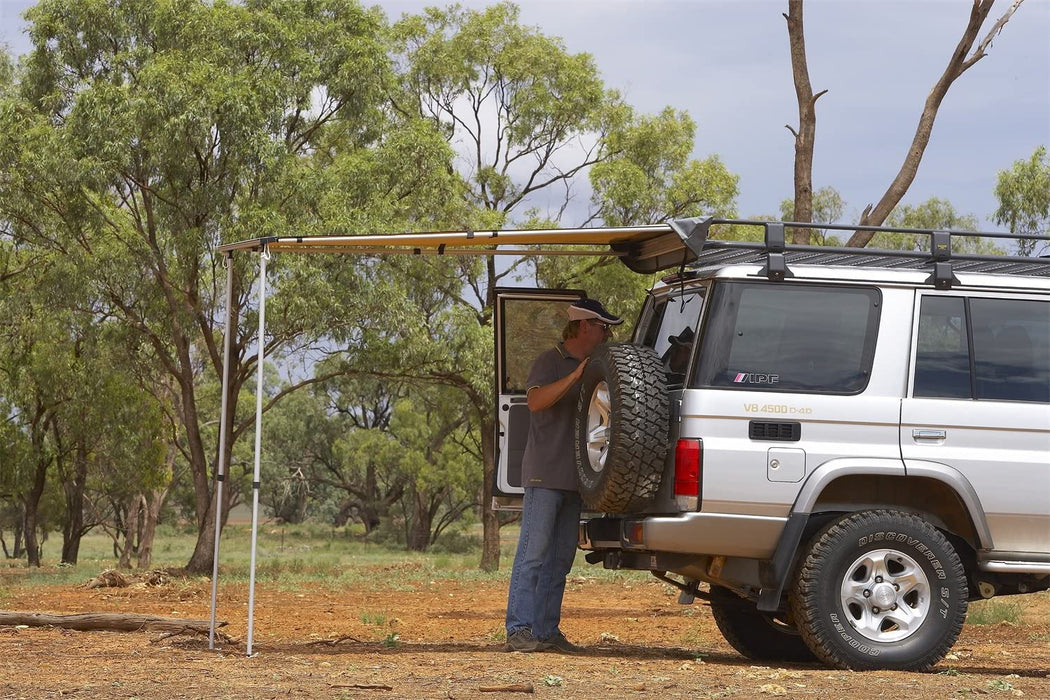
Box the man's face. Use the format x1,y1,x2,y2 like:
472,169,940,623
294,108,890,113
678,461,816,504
581,318,613,355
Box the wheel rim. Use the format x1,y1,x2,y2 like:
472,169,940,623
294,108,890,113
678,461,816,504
839,548,931,643
585,381,611,472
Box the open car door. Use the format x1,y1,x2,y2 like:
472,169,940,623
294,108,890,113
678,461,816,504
492,287,586,510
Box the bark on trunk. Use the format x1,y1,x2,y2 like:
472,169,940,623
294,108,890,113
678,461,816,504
183,374,217,574
407,490,431,552
60,438,90,565
479,420,500,572
0,611,227,635
118,494,143,569
22,453,50,568
137,485,169,569
784,0,827,244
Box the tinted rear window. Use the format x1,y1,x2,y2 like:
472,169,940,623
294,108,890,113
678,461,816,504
914,295,1050,403
695,282,881,394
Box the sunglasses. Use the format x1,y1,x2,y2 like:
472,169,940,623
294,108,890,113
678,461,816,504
591,320,612,332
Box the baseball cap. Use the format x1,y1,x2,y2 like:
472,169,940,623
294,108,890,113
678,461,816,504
568,298,624,325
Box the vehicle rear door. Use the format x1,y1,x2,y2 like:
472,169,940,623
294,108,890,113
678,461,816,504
492,287,586,510
901,291,1050,555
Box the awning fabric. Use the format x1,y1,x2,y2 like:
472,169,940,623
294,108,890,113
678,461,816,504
216,217,713,274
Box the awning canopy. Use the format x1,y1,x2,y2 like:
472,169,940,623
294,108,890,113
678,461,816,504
216,217,715,274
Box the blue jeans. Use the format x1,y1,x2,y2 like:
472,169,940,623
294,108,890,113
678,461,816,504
505,487,582,641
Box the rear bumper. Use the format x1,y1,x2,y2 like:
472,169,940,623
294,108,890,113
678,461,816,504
580,512,787,560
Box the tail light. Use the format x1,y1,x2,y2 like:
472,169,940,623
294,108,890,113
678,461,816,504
674,438,702,511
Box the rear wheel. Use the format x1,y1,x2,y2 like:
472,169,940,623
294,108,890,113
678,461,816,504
574,343,668,512
790,510,968,671
709,585,815,663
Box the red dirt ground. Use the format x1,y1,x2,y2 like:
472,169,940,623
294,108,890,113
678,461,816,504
1,570,1048,698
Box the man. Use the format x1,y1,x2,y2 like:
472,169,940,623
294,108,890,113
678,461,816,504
505,298,624,653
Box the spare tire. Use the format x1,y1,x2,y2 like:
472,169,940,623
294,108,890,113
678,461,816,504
574,343,669,512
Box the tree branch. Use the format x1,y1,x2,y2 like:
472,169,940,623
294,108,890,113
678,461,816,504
847,0,1008,246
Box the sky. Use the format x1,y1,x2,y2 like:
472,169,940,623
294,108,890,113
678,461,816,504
1,0,1048,231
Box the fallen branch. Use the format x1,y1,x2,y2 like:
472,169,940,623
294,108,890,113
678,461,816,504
329,684,393,691
0,610,227,637
307,634,365,646
85,570,130,589
479,683,534,694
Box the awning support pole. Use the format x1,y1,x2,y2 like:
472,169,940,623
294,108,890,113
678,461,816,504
208,252,235,650
246,247,269,656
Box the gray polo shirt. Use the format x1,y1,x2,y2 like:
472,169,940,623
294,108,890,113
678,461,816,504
521,343,582,492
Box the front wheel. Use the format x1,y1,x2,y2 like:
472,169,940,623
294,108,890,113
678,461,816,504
790,510,968,671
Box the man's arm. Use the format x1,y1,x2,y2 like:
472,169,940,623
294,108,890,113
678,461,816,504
526,358,588,412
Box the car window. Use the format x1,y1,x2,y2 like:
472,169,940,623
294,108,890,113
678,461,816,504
500,297,577,393
913,296,972,399
640,289,705,387
913,295,1050,403
695,282,880,394
971,298,1050,403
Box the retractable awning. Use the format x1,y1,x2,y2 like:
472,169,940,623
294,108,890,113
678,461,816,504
216,217,714,274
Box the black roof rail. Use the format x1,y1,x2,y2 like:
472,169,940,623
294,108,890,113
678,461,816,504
675,219,1050,288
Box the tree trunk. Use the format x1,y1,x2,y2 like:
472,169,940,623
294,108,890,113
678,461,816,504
22,452,50,568
60,437,90,565
407,490,432,552
784,0,827,244
13,516,24,559
479,418,500,572
183,379,217,573
138,485,169,569
118,494,143,569
184,368,242,573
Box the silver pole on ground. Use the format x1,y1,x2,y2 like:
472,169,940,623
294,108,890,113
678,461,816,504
246,247,269,656
209,252,236,650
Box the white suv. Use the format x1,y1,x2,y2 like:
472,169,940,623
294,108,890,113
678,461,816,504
493,218,1049,671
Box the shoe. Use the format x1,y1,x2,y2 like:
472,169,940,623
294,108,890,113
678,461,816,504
539,632,584,654
505,628,540,652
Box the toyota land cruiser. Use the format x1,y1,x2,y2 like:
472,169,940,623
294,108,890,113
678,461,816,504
493,218,1050,671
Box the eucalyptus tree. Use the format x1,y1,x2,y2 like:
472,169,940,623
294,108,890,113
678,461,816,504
386,2,738,569
4,0,459,572
387,389,480,552
994,146,1050,256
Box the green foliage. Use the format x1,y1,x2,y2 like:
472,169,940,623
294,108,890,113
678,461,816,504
2,0,746,572
994,145,1050,256
779,186,846,245
878,197,999,253
775,189,999,252
359,611,387,626
591,107,739,227
967,599,1023,625
392,1,610,216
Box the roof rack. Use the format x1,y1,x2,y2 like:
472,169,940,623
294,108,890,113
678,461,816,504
669,218,1050,289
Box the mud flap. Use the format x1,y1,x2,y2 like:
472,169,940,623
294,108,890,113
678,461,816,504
757,512,809,612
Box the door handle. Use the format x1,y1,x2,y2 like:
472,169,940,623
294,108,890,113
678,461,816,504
912,429,947,440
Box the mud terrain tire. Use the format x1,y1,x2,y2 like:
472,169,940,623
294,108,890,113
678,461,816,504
790,509,968,671
709,585,816,663
574,343,668,512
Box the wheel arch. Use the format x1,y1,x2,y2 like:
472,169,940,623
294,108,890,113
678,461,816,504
757,459,990,612
793,458,992,550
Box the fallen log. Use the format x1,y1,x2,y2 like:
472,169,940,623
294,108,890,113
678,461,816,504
479,683,534,693
0,611,227,636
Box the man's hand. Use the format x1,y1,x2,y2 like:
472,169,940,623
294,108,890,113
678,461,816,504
527,358,589,413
